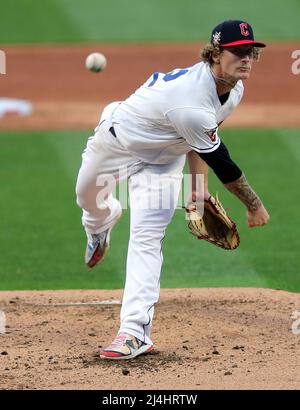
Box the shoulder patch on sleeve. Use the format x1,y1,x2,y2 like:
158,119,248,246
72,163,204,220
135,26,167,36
204,126,218,142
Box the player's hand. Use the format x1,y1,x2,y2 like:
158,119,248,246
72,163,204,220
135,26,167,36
246,204,270,227
190,189,211,202
186,190,211,211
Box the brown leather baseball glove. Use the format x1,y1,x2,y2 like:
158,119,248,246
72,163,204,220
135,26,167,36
185,194,240,250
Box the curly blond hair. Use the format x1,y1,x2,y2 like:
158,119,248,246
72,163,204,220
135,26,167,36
200,43,261,65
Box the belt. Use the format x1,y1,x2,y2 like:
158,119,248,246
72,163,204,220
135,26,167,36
109,126,117,138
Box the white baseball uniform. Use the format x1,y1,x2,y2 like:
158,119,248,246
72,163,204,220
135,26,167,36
76,61,244,345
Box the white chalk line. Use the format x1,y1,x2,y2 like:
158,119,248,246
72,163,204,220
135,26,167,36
19,299,122,306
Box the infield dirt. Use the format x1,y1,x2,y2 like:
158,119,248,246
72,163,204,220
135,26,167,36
0,288,299,390
0,43,300,130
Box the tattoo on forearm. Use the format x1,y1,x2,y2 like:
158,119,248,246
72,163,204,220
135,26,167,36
225,174,262,211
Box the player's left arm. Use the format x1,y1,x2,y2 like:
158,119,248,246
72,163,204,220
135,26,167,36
187,151,210,201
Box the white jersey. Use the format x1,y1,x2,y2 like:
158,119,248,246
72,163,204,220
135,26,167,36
107,61,244,164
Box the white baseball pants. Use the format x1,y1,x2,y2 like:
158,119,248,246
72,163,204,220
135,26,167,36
76,109,185,346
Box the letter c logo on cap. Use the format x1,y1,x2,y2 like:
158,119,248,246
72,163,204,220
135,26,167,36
240,23,249,36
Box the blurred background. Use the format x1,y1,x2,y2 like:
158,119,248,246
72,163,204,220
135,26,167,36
0,0,299,291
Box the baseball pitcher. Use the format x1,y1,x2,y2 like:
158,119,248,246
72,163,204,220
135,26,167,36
76,20,270,360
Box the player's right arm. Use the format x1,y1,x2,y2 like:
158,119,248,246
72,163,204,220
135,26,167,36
197,143,270,228
224,175,270,227
167,108,269,228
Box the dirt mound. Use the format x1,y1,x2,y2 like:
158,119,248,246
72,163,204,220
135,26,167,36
1,288,299,390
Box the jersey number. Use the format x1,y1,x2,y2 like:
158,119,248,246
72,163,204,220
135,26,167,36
148,69,188,87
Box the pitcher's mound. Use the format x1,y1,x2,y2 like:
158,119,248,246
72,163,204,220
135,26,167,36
0,288,299,389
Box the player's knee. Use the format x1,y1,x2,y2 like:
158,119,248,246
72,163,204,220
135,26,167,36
76,195,85,210
76,195,84,209
131,226,166,245
76,184,89,209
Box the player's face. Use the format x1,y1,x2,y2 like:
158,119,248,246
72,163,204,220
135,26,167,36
220,45,254,80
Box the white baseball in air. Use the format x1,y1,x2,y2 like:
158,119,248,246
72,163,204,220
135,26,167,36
85,52,107,73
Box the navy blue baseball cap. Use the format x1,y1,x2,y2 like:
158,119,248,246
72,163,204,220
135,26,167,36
211,20,266,48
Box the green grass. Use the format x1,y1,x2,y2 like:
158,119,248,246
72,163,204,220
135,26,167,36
0,129,299,291
0,0,299,43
